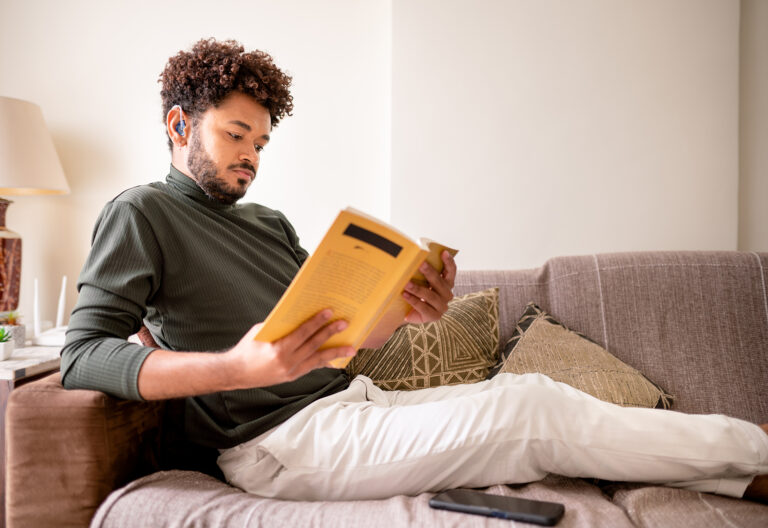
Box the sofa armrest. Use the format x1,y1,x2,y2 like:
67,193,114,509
5,373,163,528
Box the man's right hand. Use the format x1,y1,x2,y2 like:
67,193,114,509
136,309,354,400
227,309,356,389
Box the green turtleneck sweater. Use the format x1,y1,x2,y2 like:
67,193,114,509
61,166,349,448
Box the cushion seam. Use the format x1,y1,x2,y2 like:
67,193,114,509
593,254,610,352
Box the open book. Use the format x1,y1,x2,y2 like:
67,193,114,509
254,207,458,368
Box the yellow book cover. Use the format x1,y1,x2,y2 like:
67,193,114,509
254,207,457,368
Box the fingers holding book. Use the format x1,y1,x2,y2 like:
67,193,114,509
233,310,355,388
403,251,457,325
282,310,356,375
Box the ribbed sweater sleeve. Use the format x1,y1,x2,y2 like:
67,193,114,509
61,200,160,400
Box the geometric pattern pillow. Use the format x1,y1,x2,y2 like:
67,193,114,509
346,288,500,391
488,303,673,409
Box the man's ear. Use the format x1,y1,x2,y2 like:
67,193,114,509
166,105,188,147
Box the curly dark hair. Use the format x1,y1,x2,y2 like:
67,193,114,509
159,38,294,149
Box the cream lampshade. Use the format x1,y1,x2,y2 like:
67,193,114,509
0,96,70,311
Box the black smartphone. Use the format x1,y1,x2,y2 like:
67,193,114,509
428,489,565,526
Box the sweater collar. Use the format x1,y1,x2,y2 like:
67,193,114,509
166,165,236,210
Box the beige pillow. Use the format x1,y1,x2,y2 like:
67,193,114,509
346,288,500,390
489,303,672,408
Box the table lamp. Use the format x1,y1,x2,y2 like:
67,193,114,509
0,96,70,312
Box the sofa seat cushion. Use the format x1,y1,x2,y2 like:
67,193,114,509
605,484,768,528
91,471,636,528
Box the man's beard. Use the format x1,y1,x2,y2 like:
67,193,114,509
187,130,252,205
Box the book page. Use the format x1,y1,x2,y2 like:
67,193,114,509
274,249,387,325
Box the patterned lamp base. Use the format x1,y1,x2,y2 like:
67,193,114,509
0,198,21,312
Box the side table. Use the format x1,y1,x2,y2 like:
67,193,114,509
0,346,61,528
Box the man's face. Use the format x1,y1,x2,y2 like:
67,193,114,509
186,92,272,205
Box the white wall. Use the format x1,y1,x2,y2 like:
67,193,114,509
0,0,760,328
392,0,740,269
739,0,768,251
0,0,391,326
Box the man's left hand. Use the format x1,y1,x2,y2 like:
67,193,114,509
402,250,457,324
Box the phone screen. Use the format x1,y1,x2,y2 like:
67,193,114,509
429,489,565,526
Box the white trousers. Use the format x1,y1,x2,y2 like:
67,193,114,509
217,373,768,501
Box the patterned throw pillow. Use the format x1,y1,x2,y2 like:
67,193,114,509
346,288,500,390
488,303,672,409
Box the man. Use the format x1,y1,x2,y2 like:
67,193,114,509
62,38,768,503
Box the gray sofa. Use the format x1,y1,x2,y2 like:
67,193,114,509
6,251,768,527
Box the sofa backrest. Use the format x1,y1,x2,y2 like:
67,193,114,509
454,251,768,424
